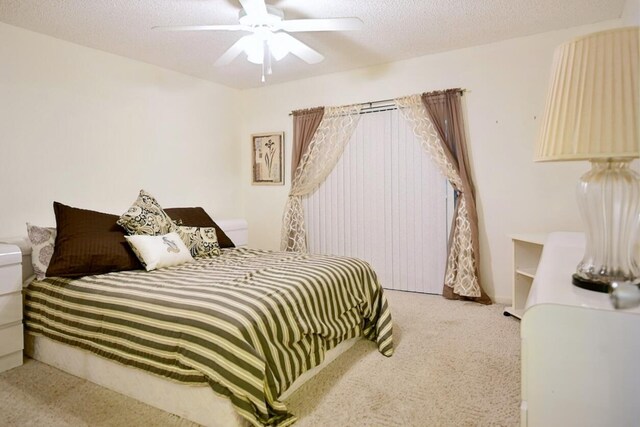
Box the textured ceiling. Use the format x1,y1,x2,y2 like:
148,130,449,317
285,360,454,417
0,0,627,89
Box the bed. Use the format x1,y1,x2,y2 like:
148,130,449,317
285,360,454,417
5,219,394,427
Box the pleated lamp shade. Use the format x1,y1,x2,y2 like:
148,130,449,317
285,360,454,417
536,27,639,162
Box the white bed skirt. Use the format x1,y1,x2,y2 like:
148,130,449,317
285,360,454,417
25,333,358,426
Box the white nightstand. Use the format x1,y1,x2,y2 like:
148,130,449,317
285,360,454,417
0,244,23,373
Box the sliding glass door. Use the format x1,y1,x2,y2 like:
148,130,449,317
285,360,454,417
304,108,452,294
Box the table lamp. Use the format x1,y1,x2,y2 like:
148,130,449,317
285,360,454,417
535,27,640,293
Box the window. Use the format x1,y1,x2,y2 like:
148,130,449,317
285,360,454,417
304,108,453,294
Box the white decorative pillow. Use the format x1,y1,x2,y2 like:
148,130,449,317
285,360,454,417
176,226,221,258
26,223,57,280
125,232,193,271
117,190,177,236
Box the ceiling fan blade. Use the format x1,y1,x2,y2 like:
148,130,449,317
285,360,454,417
152,24,250,32
276,18,363,32
274,33,324,64
215,36,251,66
239,0,267,16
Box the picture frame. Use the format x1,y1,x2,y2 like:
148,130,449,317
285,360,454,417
251,132,284,185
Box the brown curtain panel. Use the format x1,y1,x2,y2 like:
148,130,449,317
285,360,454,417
422,89,491,304
291,107,325,181
282,107,325,250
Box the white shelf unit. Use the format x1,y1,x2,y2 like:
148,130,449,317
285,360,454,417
0,243,23,373
504,234,547,319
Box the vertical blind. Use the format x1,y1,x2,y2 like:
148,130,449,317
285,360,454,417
304,108,452,294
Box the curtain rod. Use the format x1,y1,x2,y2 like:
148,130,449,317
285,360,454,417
288,89,467,116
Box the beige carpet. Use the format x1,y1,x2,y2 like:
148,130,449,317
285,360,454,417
0,291,520,426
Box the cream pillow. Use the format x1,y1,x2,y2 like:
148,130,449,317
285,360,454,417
26,223,57,280
125,232,193,271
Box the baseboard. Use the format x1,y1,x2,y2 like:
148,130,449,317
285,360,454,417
493,295,511,305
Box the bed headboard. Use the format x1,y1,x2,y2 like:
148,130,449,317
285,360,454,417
1,219,248,284
217,219,249,248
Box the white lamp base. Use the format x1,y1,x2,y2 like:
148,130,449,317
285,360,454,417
574,159,640,292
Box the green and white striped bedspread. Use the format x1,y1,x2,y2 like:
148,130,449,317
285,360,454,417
24,248,394,426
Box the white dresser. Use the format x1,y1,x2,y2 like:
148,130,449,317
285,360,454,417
521,232,640,427
0,244,23,373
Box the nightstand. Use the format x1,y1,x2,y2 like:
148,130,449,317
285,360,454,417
0,244,23,373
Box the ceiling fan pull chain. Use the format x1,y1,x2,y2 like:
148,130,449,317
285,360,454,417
264,39,273,75
261,39,267,82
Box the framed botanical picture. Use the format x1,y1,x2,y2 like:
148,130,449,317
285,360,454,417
251,132,284,185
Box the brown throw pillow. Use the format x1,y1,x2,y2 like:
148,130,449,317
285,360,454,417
165,207,235,248
46,202,142,278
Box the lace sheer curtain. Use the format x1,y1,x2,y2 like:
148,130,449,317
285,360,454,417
395,93,489,303
281,104,362,252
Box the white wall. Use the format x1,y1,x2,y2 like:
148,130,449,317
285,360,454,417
622,0,640,25
0,22,242,237
238,17,633,303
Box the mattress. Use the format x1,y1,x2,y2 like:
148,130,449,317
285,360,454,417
25,332,359,427
25,248,394,426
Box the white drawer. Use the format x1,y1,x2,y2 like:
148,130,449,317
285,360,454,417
0,263,21,295
0,350,22,373
0,292,22,326
0,323,23,357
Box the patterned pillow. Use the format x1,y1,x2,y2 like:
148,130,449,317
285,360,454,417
125,232,193,271
117,190,177,236
177,226,221,258
26,223,56,280
165,207,235,248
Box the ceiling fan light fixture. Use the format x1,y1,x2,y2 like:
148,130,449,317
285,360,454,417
244,35,263,64
246,51,264,64
270,38,289,61
238,6,284,27
271,47,289,61
244,34,289,64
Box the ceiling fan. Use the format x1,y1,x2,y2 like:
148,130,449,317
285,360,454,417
153,0,363,82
